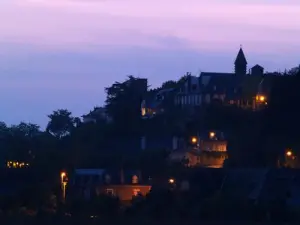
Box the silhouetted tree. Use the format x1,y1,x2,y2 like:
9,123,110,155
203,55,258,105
161,80,177,89
46,109,75,138
262,70,300,164
288,65,300,75
3,122,41,162
105,76,147,134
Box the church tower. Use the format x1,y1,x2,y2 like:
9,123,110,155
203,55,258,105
234,47,247,75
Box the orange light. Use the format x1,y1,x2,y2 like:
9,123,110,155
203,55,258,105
259,96,265,102
256,95,266,102
60,172,66,183
191,137,197,143
209,132,215,138
169,178,175,184
286,150,293,157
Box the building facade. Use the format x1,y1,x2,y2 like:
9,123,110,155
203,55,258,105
169,131,228,168
174,47,270,111
70,168,151,202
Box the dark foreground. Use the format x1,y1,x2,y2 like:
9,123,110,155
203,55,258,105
0,217,296,225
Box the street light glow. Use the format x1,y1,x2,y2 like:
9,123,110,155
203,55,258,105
209,132,215,138
61,172,66,179
191,137,197,143
60,171,68,203
286,150,293,157
259,96,265,102
169,178,175,184
256,95,266,102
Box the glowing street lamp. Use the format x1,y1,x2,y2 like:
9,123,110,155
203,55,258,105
191,137,197,144
259,96,265,102
256,95,266,102
61,172,66,182
168,178,175,184
286,150,293,157
209,132,215,139
60,171,67,202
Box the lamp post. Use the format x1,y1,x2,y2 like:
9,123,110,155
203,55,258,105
285,149,296,168
60,172,67,203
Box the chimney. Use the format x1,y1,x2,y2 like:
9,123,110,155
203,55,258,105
172,136,178,150
141,136,146,150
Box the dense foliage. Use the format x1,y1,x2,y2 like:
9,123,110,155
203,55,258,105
0,68,300,222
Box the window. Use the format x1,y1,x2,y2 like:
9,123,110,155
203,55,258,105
217,145,226,152
141,107,146,116
106,189,114,196
213,86,217,91
192,84,197,91
133,188,141,196
132,175,138,184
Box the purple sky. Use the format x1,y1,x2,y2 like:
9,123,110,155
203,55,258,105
0,0,300,128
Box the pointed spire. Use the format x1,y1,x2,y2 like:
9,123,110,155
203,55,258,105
234,46,247,75
235,47,247,65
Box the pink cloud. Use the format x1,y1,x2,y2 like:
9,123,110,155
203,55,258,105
0,0,299,53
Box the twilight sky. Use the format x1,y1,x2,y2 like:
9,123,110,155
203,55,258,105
0,0,300,128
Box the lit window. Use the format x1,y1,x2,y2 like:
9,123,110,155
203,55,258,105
132,175,138,184
256,95,266,102
141,107,146,116
6,161,29,169
106,189,114,196
133,188,141,196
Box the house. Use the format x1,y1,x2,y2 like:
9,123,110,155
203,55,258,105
174,47,271,111
71,168,151,203
175,73,202,107
169,131,228,168
141,88,176,118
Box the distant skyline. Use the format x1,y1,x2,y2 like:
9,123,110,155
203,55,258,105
0,0,299,128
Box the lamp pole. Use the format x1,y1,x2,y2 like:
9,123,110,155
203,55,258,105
60,172,67,203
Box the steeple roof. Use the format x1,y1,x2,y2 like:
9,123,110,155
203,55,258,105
234,47,247,65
